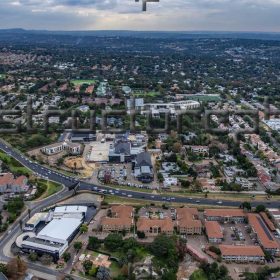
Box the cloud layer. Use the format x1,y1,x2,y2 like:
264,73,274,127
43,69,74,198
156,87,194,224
1,0,280,31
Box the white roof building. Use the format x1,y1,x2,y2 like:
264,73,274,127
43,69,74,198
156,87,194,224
38,217,82,243
19,205,87,259
54,205,87,215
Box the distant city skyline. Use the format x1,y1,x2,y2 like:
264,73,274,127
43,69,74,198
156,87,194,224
1,0,280,32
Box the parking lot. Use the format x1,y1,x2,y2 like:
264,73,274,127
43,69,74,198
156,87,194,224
89,162,159,190
222,223,256,246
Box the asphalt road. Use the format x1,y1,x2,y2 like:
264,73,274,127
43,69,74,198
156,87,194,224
0,139,279,279
0,140,279,210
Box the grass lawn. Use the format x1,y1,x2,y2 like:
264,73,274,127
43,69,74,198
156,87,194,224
0,132,59,152
103,182,278,203
190,269,207,280
0,151,31,176
186,94,221,102
133,91,160,97
110,261,122,278
135,246,150,260
103,194,273,211
71,79,96,85
36,179,63,200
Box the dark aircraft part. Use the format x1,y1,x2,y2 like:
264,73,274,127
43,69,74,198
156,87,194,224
135,0,160,11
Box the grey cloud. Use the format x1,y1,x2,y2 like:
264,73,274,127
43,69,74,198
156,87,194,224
0,0,279,31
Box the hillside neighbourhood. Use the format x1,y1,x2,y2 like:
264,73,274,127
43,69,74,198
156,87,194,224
0,30,280,280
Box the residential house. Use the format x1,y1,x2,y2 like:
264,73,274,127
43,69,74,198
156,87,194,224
188,146,209,155
0,173,28,194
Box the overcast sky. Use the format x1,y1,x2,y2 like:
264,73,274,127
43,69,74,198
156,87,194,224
1,0,280,32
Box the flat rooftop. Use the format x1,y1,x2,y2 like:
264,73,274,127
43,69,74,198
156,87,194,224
87,142,111,162
37,217,82,243
54,205,87,214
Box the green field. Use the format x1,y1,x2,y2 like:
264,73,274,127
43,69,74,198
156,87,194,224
190,269,207,280
133,91,161,97
0,74,5,80
71,79,96,85
186,94,221,102
36,179,63,199
0,151,31,176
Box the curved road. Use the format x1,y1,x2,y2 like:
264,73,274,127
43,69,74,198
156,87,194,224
0,140,279,210
0,139,279,279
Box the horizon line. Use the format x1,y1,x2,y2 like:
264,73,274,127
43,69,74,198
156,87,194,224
1,28,280,34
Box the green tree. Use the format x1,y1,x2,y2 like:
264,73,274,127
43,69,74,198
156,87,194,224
28,252,38,262
74,241,83,251
62,252,71,263
241,201,251,211
104,233,123,251
87,236,102,251
80,224,88,234
88,266,98,277
149,234,179,269
83,260,93,274
0,263,7,276
255,205,266,213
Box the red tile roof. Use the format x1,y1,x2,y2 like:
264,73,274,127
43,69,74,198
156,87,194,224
137,217,173,233
101,205,133,229
205,221,223,239
260,212,276,232
248,213,280,250
204,209,246,218
0,173,27,187
176,207,202,229
219,245,264,257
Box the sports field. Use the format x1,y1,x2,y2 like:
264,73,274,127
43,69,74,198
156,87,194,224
133,91,160,97
71,79,96,85
186,94,221,102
